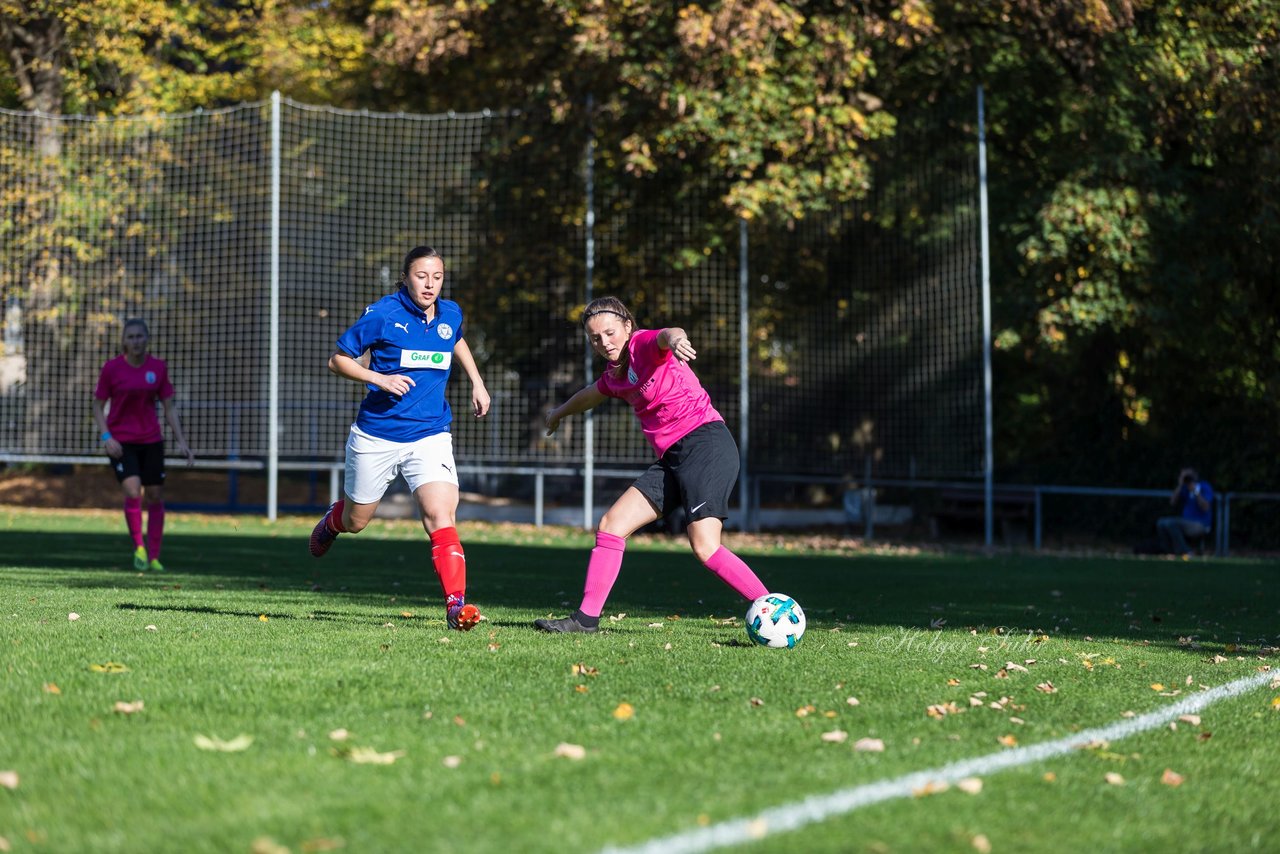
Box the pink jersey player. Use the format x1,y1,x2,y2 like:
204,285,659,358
535,296,773,634
92,318,193,572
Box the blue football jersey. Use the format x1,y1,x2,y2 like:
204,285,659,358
335,288,465,441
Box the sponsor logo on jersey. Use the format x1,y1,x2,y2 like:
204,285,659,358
146,371,157,384
399,349,452,370
627,366,638,385
393,322,410,334
437,323,454,340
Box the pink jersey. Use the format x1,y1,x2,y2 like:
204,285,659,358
596,328,724,457
94,355,174,443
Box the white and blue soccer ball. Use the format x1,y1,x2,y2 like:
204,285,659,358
745,593,806,649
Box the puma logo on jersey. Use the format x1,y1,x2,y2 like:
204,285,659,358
441,463,454,474
393,322,410,334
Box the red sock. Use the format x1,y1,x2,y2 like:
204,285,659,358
704,546,768,601
124,497,143,548
429,527,466,600
146,502,165,561
326,499,348,533
579,531,626,618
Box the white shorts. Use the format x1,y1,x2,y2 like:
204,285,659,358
343,424,458,505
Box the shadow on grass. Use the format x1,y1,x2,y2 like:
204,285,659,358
4,528,1278,653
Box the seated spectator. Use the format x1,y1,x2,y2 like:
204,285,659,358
1156,467,1214,557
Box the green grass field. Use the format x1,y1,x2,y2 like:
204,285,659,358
2,508,1278,853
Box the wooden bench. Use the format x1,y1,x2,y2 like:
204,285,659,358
931,487,1036,543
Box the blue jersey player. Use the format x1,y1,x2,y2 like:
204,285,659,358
309,246,491,631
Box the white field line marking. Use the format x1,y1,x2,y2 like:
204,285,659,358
601,668,1274,854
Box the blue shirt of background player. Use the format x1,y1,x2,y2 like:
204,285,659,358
1179,479,1214,528
335,287,464,442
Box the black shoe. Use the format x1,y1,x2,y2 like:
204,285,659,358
534,615,598,634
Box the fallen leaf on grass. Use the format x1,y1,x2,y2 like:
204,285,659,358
913,780,950,797
299,838,345,852
613,703,635,721
328,728,350,742
846,697,860,707
553,742,586,760
1178,714,1201,726
1035,682,1057,693
112,700,144,714
336,746,404,765
997,735,1018,747
972,834,992,853
89,662,129,674
1161,768,1185,787
0,834,10,852
145,625,157,632
749,697,764,707
956,777,984,795
251,837,290,854
0,771,17,790
853,738,885,752
68,613,80,621
258,615,268,622
442,755,462,768
821,730,848,743
571,663,599,677
926,702,962,718
1105,772,1125,786
42,683,60,694
1150,683,1165,692
194,734,253,752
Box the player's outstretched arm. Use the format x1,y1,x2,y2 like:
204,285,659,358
328,351,416,397
658,326,697,363
452,338,490,417
545,383,608,436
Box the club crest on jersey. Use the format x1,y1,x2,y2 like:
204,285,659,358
146,371,157,384
627,366,638,385
437,323,454,340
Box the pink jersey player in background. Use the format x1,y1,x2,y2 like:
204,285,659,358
535,296,773,633
92,318,194,572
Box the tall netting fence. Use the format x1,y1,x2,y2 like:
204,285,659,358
0,96,983,518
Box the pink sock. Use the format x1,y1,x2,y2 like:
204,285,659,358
146,502,165,560
703,546,768,601
579,531,626,618
124,497,143,548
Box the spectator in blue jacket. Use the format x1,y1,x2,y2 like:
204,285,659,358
1156,467,1214,557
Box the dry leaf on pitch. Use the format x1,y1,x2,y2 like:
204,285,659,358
112,700,144,714
339,746,405,765
194,734,254,752
553,742,586,760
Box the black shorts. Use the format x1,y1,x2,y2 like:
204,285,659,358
110,441,166,486
632,421,739,522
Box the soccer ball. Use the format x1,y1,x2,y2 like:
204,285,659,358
745,593,806,648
